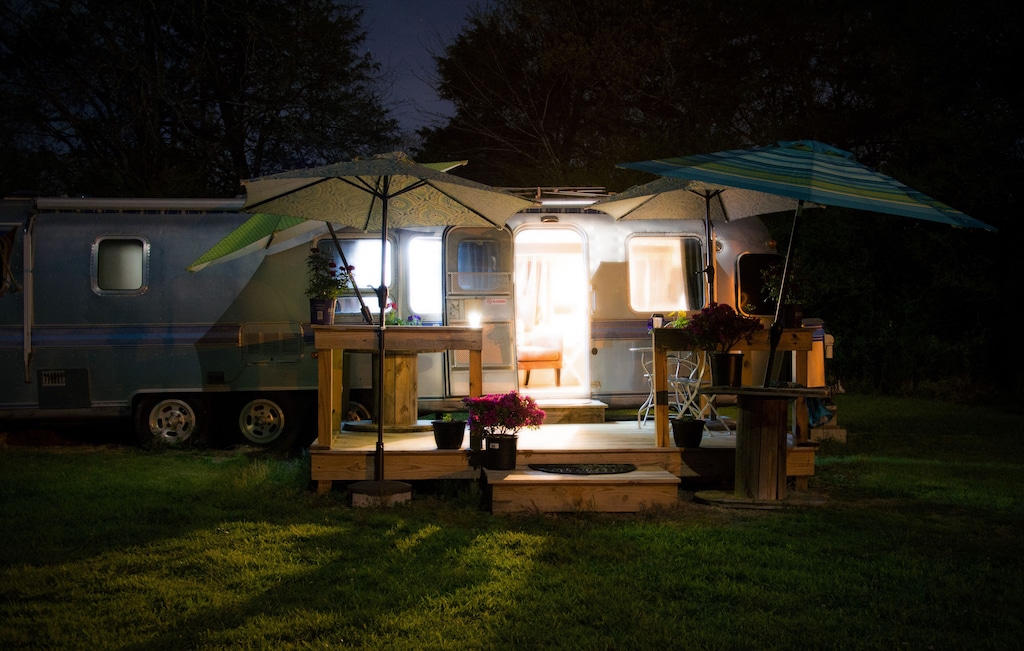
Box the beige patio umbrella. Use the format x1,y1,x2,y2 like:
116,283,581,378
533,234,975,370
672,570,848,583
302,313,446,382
592,176,809,303
237,152,536,483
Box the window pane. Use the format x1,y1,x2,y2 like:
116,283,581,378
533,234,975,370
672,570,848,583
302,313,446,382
96,238,144,291
737,253,783,316
319,238,391,314
627,236,703,312
407,237,442,315
456,239,501,291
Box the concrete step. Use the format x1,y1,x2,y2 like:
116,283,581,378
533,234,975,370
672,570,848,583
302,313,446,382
485,465,680,513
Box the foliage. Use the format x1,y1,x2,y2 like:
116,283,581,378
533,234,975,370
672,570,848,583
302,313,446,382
760,258,804,306
305,248,351,300
0,0,399,197
417,0,1023,397
463,391,545,437
675,302,764,353
383,298,421,325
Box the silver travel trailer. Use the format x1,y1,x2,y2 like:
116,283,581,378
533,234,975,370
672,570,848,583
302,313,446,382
0,193,786,448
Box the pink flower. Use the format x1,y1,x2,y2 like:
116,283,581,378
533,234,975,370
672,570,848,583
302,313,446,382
463,391,545,437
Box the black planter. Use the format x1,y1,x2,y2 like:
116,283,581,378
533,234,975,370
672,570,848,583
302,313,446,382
309,298,336,325
781,303,804,328
484,435,518,470
710,352,744,387
431,421,466,449
672,418,705,447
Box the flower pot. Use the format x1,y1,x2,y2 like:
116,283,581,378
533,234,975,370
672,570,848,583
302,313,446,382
468,424,484,451
484,435,518,470
672,418,705,447
781,303,804,328
431,420,466,450
710,352,744,387
309,298,336,325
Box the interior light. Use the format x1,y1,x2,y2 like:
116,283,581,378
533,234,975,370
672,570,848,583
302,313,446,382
540,199,597,206
468,311,482,328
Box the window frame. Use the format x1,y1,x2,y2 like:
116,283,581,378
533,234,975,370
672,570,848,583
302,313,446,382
91,235,150,295
625,233,705,314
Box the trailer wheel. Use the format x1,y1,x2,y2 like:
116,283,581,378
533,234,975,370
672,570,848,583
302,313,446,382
135,396,202,448
237,394,299,450
345,401,372,423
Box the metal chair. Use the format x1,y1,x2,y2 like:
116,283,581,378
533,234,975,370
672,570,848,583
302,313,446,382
668,351,732,436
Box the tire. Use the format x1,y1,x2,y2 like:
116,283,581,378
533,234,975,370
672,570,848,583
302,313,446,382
345,400,372,423
135,395,204,448
236,394,300,450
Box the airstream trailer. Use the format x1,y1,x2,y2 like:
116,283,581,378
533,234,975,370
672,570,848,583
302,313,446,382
0,192,786,449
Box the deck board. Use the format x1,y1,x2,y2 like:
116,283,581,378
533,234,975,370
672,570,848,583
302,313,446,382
310,420,816,491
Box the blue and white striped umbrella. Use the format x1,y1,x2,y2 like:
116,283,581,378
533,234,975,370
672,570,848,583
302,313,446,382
618,140,996,385
619,140,995,231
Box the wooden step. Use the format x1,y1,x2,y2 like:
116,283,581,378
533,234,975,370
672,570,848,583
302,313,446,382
485,465,680,513
534,399,607,424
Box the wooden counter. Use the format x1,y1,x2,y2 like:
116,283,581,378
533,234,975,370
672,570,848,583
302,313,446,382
311,325,483,448
650,327,815,447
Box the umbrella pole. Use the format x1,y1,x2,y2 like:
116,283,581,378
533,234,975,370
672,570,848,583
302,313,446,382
375,181,391,483
327,223,374,325
763,201,803,387
703,194,715,303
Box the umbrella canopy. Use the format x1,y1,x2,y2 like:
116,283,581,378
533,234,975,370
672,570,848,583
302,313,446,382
187,213,320,272
187,160,470,272
592,176,808,301
593,176,802,223
619,140,995,231
236,152,535,482
618,140,996,385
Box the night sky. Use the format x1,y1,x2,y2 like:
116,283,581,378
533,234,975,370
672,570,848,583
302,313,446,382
362,0,488,131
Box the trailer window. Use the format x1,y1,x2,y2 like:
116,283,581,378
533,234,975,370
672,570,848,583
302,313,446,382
737,253,783,316
626,236,704,312
407,237,442,315
319,238,391,314
93,236,148,294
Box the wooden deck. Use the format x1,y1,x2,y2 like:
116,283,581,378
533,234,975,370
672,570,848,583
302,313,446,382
309,420,818,499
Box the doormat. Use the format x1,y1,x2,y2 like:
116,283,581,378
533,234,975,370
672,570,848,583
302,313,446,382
528,463,637,475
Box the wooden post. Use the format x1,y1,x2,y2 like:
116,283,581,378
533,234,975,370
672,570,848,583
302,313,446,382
316,348,335,449
469,349,483,397
735,394,789,501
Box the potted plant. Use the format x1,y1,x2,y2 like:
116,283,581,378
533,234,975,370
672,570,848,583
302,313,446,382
463,391,545,469
671,413,705,448
383,297,422,326
431,413,466,450
677,302,763,387
306,247,351,325
761,258,805,327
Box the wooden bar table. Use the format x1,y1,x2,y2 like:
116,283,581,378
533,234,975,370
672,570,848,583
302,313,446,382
649,327,816,447
311,325,483,449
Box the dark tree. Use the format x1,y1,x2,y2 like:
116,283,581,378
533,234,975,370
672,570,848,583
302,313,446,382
421,0,1024,398
0,0,400,197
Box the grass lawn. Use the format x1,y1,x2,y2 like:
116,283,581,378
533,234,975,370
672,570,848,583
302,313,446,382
1,394,1022,650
